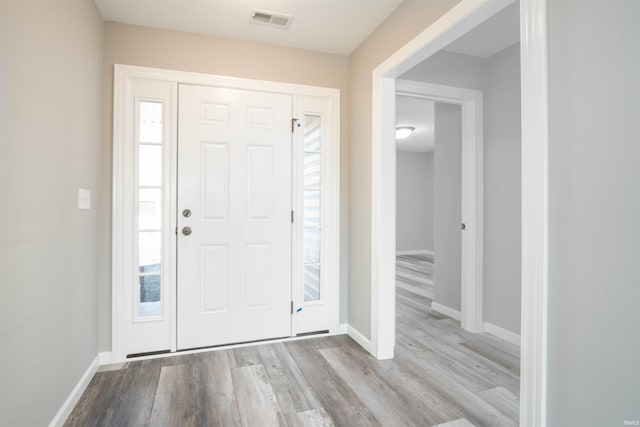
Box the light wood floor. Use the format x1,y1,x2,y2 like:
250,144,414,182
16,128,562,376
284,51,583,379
67,260,519,426
396,253,435,299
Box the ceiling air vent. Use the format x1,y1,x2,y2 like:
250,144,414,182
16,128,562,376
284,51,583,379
250,10,293,29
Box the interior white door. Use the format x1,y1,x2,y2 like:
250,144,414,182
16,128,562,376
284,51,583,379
177,84,293,350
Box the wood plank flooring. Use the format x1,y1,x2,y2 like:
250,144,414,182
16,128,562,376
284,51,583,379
66,257,519,426
396,253,434,299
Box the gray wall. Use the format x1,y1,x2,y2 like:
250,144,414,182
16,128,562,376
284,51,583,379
483,44,521,333
546,1,640,425
348,0,461,338
402,50,486,91
401,44,522,333
0,0,104,425
396,151,434,252
433,103,462,310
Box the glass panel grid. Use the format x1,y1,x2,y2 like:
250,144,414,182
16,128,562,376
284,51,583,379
138,145,163,187
136,100,163,317
303,153,321,190
138,231,161,272
138,188,162,231
303,227,321,264
138,275,161,317
303,114,322,152
303,190,321,227
139,101,163,144
303,264,321,302
302,114,323,302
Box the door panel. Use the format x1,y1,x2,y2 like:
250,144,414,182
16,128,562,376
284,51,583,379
177,84,292,350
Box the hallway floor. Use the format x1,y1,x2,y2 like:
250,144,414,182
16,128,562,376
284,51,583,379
66,266,520,426
396,253,435,299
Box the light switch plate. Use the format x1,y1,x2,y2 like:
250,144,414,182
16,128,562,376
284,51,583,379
78,188,91,210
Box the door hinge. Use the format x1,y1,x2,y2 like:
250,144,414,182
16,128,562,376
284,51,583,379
291,210,294,223
291,118,299,133
291,301,294,314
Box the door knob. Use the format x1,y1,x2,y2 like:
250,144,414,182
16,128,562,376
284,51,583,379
182,226,192,236
182,209,191,218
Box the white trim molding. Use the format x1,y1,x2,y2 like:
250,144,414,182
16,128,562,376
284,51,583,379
99,352,113,366
370,75,397,360
49,354,100,427
336,323,348,335
396,79,484,334
483,322,521,347
431,302,461,321
347,325,372,353
431,304,522,347
520,0,549,425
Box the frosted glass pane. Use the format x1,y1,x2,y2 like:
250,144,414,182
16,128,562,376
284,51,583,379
304,153,321,190
139,101,162,143
139,145,163,186
139,231,161,273
138,275,161,317
304,114,321,152
138,188,162,230
304,228,320,264
304,190,320,227
304,264,320,302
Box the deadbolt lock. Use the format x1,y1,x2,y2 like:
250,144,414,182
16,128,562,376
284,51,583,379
182,209,191,218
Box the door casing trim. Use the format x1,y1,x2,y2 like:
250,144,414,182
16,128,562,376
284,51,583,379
112,65,341,362
396,79,484,333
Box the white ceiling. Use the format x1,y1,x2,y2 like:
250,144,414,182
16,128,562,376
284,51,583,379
444,2,519,58
94,0,404,55
396,95,434,153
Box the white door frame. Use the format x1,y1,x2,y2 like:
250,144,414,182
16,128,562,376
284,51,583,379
370,0,548,426
112,65,341,362
396,80,484,333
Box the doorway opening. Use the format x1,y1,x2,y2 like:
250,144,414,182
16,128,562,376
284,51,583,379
394,82,484,332
371,0,550,424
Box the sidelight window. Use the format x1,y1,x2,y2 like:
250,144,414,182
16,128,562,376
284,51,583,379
136,100,164,317
302,114,322,301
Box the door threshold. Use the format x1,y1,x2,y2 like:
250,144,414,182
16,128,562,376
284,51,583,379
121,330,337,363
178,335,292,353
296,330,329,337
126,349,171,359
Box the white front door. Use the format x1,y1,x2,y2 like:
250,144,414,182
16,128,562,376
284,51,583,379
177,84,293,350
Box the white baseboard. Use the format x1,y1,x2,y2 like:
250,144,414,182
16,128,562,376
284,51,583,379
396,249,434,256
99,351,112,365
49,354,100,427
431,302,461,321
431,302,521,346
347,324,372,352
335,323,348,334
483,322,521,347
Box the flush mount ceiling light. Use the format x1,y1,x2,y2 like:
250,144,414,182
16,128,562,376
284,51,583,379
395,126,415,140
250,9,293,29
